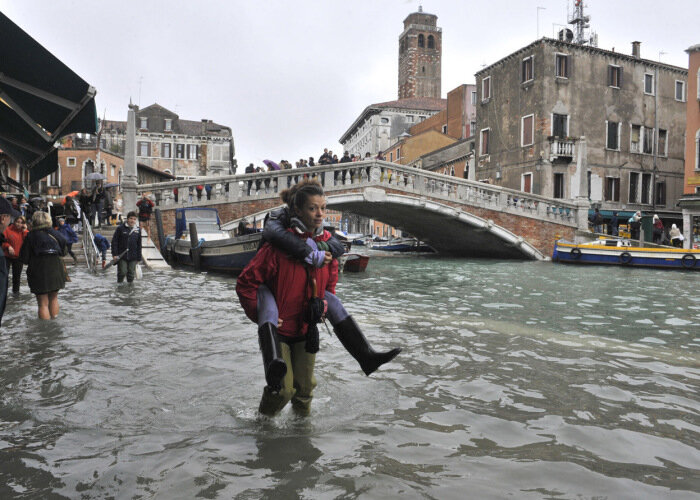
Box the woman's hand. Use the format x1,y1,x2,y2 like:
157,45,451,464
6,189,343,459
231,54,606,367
277,318,284,328
323,251,332,266
7,246,15,257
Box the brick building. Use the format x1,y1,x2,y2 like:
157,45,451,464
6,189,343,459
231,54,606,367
409,84,477,140
398,7,441,100
679,43,700,248
474,38,687,215
383,129,456,166
100,104,235,178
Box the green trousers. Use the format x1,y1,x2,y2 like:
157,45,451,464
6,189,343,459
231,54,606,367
117,259,137,283
259,341,316,417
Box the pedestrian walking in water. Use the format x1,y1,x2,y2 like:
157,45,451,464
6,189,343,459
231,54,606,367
20,211,68,320
94,233,110,268
110,211,142,283
2,215,28,293
0,197,21,325
237,179,338,416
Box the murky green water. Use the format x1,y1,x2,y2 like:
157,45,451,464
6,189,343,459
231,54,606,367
1,255,698,499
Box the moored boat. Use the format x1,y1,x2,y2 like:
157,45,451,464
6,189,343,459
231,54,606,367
553,239,700,270
341,253,370,272
163,207,262,273
369,237,435,253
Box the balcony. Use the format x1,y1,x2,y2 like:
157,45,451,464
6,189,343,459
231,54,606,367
549,138,576,162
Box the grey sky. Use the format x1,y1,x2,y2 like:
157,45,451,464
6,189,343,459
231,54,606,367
1,0,697,169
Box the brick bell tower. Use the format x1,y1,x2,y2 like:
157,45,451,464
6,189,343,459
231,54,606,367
398,6,442,99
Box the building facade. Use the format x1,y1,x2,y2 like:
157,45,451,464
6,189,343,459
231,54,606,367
679,43,700,248
383,129,457,166
409,84,477,140
398,7,442,100
474,39,687,215
101,104,236,178
339,97,446,158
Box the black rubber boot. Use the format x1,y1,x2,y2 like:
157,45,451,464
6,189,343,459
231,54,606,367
258,323,287,391
333,316,401,376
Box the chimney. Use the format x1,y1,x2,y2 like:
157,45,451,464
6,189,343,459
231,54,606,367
632,41,641,59
201,119,208,134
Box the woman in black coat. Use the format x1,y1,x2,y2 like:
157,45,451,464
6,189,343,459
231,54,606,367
20,211,67,319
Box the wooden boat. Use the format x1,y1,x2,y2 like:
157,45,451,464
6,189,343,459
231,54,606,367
342,253,370,272
369,237,435,253
553,239,700,270
162,207,262,273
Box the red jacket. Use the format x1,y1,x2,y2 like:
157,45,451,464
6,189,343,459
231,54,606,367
236,229,338,340
2,224,28,260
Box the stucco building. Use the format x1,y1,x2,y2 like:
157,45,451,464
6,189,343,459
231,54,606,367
474,39,687,215
101,104,235,178
679,44,700,248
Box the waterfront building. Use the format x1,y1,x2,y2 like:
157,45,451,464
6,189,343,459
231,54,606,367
679,43,700,248
101,104,236,178
412,138,476,180
474,39,687,215
382,129,457,166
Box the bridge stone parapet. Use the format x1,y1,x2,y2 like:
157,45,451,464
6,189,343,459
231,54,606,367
138,160,589,259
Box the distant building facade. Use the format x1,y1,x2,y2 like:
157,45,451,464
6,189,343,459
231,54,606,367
474,39,687,213
383,129,456,165
101,103,236,178
413,139,476,180
679,43,700,248
398,7,442,99
409,84,477,140
339,97,446,158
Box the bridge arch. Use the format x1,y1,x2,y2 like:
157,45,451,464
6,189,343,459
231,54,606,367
326,189,544,260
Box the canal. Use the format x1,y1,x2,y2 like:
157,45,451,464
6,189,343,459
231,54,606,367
0,255,698,498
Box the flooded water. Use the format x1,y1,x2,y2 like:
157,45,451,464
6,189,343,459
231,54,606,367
1,254,698,499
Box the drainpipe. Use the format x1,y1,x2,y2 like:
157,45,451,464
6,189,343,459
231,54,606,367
652,66,659,212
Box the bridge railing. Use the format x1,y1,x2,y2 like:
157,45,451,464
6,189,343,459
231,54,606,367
138,160,584,228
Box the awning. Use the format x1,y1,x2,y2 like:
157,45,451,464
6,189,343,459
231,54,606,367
0,12,97,184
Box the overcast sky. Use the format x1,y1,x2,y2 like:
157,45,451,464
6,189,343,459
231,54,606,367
2,0,697,169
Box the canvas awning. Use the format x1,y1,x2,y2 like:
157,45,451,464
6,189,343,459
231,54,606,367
0,11,97,184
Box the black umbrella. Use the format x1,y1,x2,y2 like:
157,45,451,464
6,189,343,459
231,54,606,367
0,12,97,184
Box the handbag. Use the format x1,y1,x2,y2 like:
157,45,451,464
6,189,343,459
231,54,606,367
48,233,70,282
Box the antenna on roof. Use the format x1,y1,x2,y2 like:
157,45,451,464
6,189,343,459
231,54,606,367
567,0,597,47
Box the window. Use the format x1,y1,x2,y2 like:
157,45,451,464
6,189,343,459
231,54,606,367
642,127,654,154
698,68,700,100
138,141,150,157
418,34,424,48
442,125,447,134
176,143,185,159
522,173,532,193
162,142,171,158
471,91,477,105
406,115,414,122
381,117,390,124
187,144,198,160
553,173,565,199
67,157,76,167
629,172,639,203
521,56,534,83
165,118,172,131
630,125,641,153
608,65,622,87
521,114,534,146
480,128,490,155
675,81,686,102
655,182,666,206
482,76,491,100
644,73,655,95
552,113,568,138
397,147,401,160
139,117,148,129
605,177,620,202
658,129,667,156
696,129,700,169
49,169,59,187
389,152,393,162
606,121,620,150
427,35,435,49
469,121,476,135
555,54,569,78
641,173,651,204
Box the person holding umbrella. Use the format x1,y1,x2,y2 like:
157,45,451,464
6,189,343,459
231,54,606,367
0,197,21,325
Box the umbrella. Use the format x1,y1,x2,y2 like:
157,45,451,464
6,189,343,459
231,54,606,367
85,172,106,180
103,182,119,188
61,190,80,204
263,159,281,171
0,12,97,184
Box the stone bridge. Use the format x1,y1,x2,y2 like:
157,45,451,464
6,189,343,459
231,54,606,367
138,160,589,260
